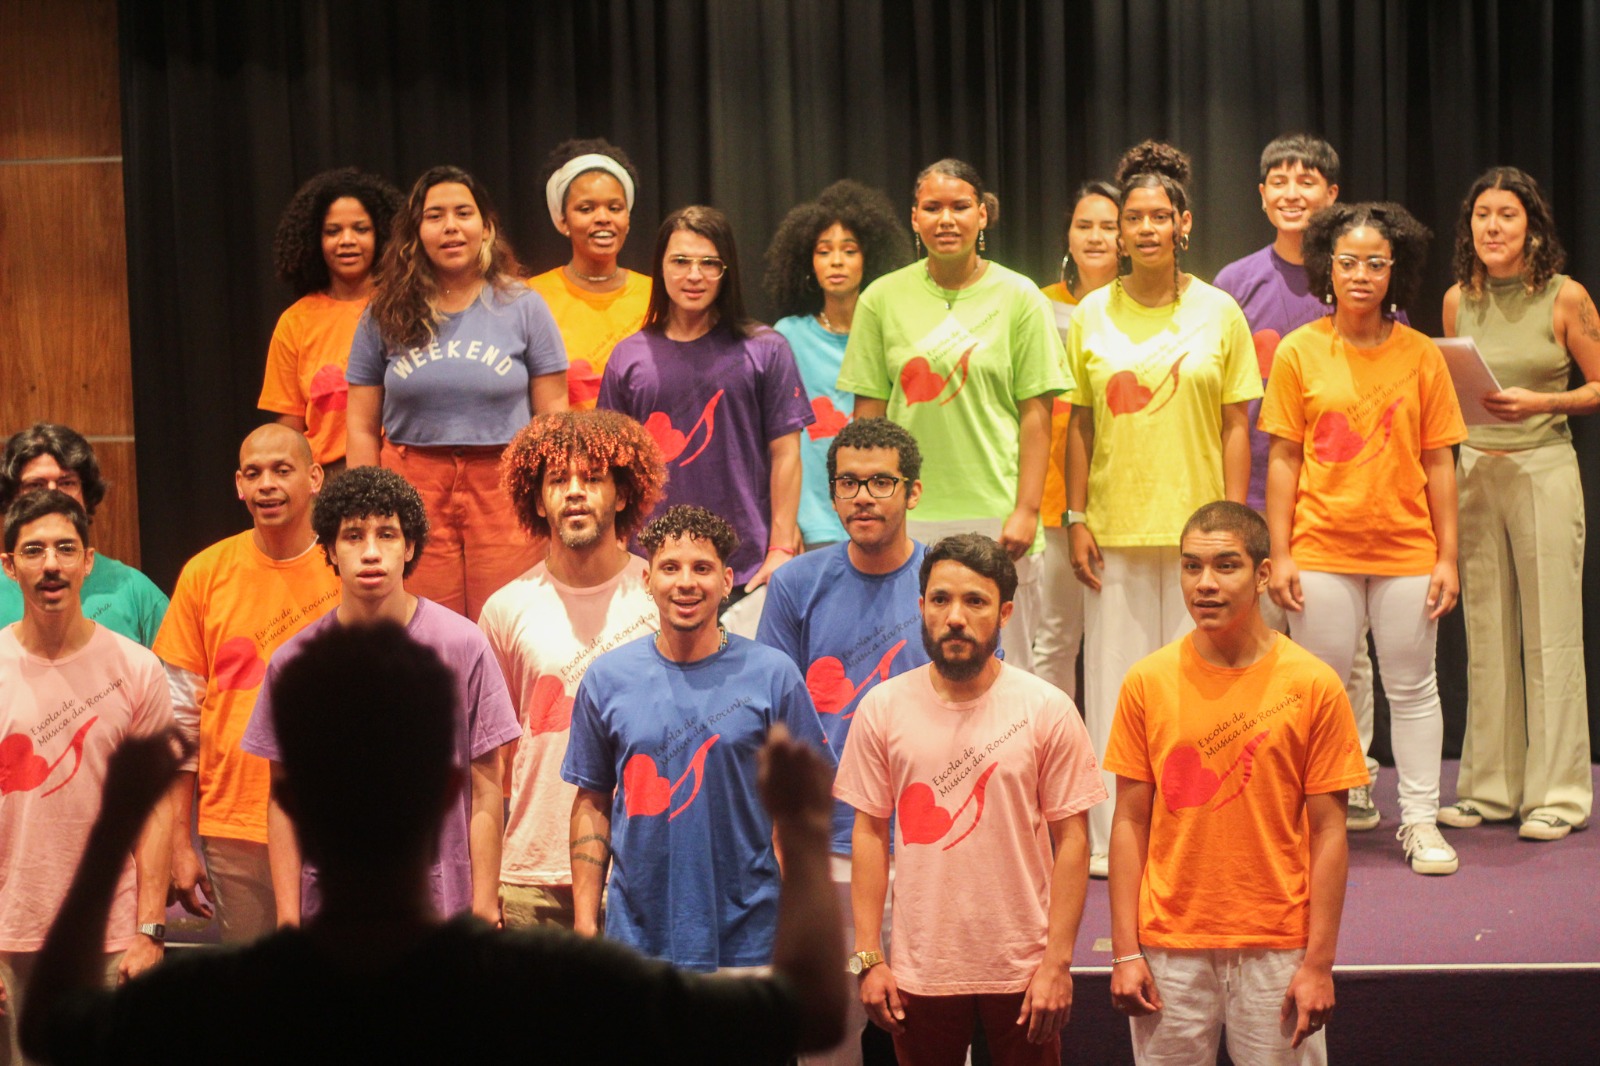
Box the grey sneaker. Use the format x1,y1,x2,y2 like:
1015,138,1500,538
1346,785,1380,831
1397,822,1459,875
1518,814,1586,841
1437,801,1486,828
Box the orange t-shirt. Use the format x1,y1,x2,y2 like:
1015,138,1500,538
257,293,369,466
1040,282,1079,527
1103,633,1369,949
152,532,340,842
526,268,652,408
1259,319,1466,575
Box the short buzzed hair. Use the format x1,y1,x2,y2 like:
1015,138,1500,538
1180,501,1270,566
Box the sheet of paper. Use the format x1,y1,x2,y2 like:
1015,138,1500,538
1434,336,1503,426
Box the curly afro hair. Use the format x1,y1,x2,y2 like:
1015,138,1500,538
500,409,667,543
826,417,923,483
273,168,404,298
638,505,739,565
1451,167,1566,299
312,466,430,578
763,180,913,319
0,423,107,517
1304,201,1432,315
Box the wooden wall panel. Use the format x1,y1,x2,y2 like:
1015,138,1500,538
0,0,120,159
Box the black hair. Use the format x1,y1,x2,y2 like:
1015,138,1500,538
273,168,404,298
312,467,430,578
0,423,107,517
1258,134,1341,185
641,206,761,340
1180,501,1270,568
913,158,1002,230
1115,141,1193,299
638,504,739,565
1451,166,1565,299
1304,202,1432,315
826,417,923,483
1058,180,1121,293
918,533,1017,605
763,180,913,319
5,490,89,553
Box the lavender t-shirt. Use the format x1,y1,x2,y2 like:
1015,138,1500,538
242,598,522,918
598,326,815,582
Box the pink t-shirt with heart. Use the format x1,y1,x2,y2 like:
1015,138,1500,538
478,557,657,887
834,662,1105,995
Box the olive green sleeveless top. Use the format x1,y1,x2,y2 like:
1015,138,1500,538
1458,273,1572,450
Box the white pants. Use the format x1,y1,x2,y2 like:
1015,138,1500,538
1266,597,1381,782
1290,571,1443,824
1131,947,1327,1065
908,518,1041,675
1084,546,1194,853
1033,526,1084,701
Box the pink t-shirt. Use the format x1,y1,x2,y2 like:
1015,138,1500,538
834,663,1106,995
0,624,173,951
478,557,657,886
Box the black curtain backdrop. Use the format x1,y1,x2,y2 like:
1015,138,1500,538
118,0,1600,755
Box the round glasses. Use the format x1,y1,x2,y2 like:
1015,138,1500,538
663,255,727,280
831,475,906,500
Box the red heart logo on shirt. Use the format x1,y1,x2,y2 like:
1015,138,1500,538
898,782,956,844
643,412,688,462
1161,747,1223,811
899,358,947,405
527,674,576,735
807,397,849,440
309,365,348,413
214,636,267,691
1252,329,1281,381
1105,371,1154,415
1312,412,1366,464
622,753,673,816
806,657,856,716
0,734,50,794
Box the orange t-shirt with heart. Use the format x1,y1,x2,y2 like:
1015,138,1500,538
1259,318,1467,576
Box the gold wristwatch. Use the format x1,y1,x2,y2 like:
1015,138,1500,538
847,949,884,975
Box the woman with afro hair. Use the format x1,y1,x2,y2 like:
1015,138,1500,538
529,139,653,408
764,179,912,547
258,167,403,469
1262,201,1467,875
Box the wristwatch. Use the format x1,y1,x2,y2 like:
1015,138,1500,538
1066,510,1088,526
847,949,884,975
137,922,166,943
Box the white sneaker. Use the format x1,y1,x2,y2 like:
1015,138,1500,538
1088,852,1109,879
1346,785,1380,831
1397,822,1459,875
1518,814,1586,841
1437,801,1486,828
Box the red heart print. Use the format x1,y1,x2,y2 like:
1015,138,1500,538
897,782,956,844
214,636,267,691
643,412,688,462
568,360,602,407
1312,412,1366,463
899,358,947,405
527,674,576,735
1252,329,1281,381
807,397,849,440
309,365,348,413
1160,747,1223,811
0,734,50,794
806,657,856,716
622,754,672,816
1105,371,1153,415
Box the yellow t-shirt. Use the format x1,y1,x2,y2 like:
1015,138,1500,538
257,293,369,466
1103,633,1369,948
1259,318,1467,575
153,532,341,842
1067,279,1260,545
527,268,652,408
1040,282,1079,528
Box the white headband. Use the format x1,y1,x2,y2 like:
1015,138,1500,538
546,154,636,230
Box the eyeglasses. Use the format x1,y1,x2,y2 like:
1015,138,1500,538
663,255,727,280
8,541,84,563
19,475,82,495
831,475,906,499
1333,255,1393,276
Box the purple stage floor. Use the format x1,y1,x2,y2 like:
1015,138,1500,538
1072,760,1600,970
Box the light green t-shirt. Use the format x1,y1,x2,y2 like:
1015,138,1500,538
0,554,169,648
837,260,1070,552
1067,278,1261,546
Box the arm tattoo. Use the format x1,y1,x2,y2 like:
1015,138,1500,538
570,853,609,869
1579,297,1600,344
571,833,610,851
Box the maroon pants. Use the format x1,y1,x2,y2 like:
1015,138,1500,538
891,990,1061,1066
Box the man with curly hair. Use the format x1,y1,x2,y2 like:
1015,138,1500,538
478,410,666,930
562,505,833,976
241,466,520,926
153,424,339,943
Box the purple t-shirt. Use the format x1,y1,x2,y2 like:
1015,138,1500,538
598,325,815,583
241,598,522,918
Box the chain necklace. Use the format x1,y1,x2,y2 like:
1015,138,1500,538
926,257,982,310
568,263,620,284
656,623,729,657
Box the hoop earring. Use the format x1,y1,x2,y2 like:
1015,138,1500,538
1179,234,1190,252
978,230,986,254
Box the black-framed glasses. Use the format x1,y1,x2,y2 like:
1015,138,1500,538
663,255,727,280
831,475,906,499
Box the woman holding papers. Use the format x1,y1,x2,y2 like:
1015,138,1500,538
1261,202,1467,876
1439,168,1600,842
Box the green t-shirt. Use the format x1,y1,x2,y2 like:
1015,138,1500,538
0,553,169,648
837,260,1070,551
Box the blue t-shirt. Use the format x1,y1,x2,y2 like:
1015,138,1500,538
755,540,929,852
597,325,815,584
0,554,168,648
561,633,832,971
773,315,853,546
346,285,568,447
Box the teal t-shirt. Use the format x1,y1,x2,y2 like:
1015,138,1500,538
837,260,1070,551
774,314,852,547
0,554,169,648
